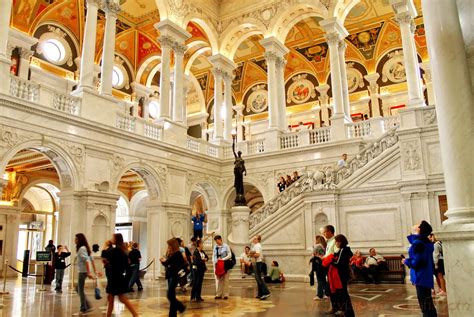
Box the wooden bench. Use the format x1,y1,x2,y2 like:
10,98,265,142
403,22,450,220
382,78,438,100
351,255,406,284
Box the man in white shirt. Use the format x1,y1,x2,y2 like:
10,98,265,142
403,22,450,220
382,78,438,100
337,154,348,168
250,235,270,300
240,246,252,277
322,225,336,256
213,235,232,299
363,248,386,284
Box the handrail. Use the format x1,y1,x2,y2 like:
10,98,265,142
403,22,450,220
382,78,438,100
249,128,399,230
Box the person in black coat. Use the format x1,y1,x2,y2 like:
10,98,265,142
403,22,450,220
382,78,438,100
53,245,70,293
161,238,187,317
191,239,208,301
332,234,355,317
102,234,138,317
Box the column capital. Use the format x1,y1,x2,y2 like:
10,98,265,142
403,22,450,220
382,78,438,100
172,42,187,56
154,19,191,43
364,73,380,87
222,71,234,83
158,35,175,49
102,0,121,16
320,17,349,41
316,84,330,96
131,81,152,98
86,0,102,9
390,0,417,18
209,53,236,75
260,36,289,56
19,48,34,60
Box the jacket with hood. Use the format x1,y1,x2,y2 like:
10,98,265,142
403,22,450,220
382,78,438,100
404,234,434,289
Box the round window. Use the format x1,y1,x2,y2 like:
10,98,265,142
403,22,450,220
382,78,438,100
42,39,66,63
112,66,124,87
149,101,160,119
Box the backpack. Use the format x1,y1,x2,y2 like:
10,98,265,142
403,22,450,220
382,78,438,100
224,250,236,271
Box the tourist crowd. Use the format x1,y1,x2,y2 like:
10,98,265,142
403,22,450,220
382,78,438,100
277,171,301,192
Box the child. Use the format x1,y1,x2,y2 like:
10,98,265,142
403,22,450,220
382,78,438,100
310,244,329,300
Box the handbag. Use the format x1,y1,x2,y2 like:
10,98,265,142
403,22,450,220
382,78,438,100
94,278,102,300
224,251,237,271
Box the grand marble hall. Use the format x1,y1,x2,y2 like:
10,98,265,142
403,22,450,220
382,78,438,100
0,0,472,316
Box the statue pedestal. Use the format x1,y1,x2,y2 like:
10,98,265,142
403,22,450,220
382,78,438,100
230,205,251,256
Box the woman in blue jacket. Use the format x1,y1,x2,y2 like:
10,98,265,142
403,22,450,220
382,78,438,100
402,221,437,317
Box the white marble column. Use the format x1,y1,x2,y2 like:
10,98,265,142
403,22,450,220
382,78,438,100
208,54,236,143
212,68,224,140
338,40,351,121
0,0,13,58
422,1,474,315
233,104,245,142
223,72,234,141
321,18,349,140
391,0,425,107
364,73,382,117
275,56,288,130
264,52,278,129
131,82,152,119
172,42,187,123
158,35,172,119
77,0,101,90
260,37,289,131
420,62,435,105
99,1,120,96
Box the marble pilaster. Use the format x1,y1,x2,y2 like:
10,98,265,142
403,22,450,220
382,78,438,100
132,82,152,119
338,40,351,122
157,35,172,119
419,62,435,106
229,205,251,256
0,0,13,59
172,42,188,123
8,29,38,80
422,1,474,315
0,206,20,277
391,0,425,108
260,37,289,131
99,1,120,96
223,72,234,141
77,0,101,91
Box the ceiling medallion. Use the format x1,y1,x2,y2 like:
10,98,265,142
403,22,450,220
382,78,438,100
246,84,268,113
287,74,315,104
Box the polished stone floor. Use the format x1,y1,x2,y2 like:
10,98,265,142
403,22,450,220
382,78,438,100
0,277,449,316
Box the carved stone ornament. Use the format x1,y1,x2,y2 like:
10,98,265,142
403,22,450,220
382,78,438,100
401,140,421,171
423,108,437,126
346,63,365,93
232,215,249,227
249,129,400,229
155,163,168,187
382,50,406,83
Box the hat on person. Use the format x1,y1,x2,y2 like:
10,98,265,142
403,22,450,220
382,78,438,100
418,220,433,237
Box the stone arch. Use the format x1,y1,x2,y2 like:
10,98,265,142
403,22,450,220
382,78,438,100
332,0,361,24
220,19,267,60
185,73,207,113
0,137,81,191
268,1,329,42
146,63,163,87
111,161,165,203
18,179,61,209
184,46,211,75
221,178,267,211
136,55,161,85
187,179,220,212
184,18,219,54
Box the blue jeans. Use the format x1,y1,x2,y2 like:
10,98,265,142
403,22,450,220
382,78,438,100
128,264,143,290
167,277,185,317
77,272,91,312
316,269,329,298
416,286,437,317
191,268,204,300
55,269,65,291
254,262,270,297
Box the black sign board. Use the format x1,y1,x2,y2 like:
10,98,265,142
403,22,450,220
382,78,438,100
36,251,52,262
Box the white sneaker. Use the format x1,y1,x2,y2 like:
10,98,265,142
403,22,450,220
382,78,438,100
260,294,271,300
437,291,447,296
313,296,322,300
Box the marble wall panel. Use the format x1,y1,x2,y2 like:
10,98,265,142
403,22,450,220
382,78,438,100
264,212,306,250
426,141,443,175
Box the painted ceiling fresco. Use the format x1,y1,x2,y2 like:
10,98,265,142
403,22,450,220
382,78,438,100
11,0,428,119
